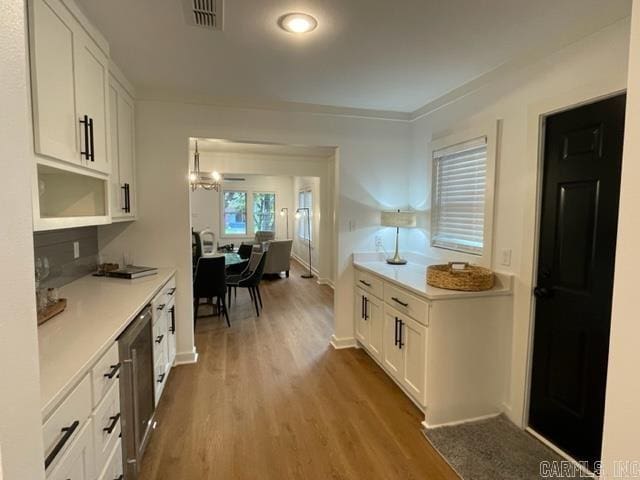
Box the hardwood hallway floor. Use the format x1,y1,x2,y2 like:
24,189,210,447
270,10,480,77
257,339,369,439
138,261,458,480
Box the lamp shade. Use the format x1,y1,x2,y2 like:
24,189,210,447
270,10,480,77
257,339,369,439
381,210,416,228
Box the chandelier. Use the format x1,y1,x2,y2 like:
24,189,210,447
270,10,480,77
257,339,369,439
189,141,221,191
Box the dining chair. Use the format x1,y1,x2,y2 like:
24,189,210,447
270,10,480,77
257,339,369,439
237,243,253,259
193,256,230,327
226,252,267,317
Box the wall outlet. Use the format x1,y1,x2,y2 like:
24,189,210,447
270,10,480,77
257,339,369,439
73,241,80,259
374,235,383,251
500,248,512,267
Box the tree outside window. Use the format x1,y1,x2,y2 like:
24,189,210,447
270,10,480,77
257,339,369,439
223,191,247,235
253,192,276,232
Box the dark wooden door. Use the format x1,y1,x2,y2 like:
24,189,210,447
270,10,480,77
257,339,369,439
529,94,626,467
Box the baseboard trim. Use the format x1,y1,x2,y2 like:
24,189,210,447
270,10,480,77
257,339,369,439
423,412,502,430
317,277,335,289
291,254,319,277
174,348,199,366
330,335,357,349
525,428,596,478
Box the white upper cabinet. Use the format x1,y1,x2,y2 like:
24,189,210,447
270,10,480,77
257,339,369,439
108,72,137,220
29,0,78,163
74,32,110,174
29,0,110,175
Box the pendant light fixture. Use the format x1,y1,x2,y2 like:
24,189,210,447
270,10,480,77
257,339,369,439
189,140,221,191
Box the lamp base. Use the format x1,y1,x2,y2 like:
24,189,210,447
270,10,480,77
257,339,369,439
386,257,407,265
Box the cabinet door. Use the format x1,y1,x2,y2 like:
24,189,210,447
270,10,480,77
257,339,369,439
365,295,383,361
30,0,79,164
401,317,428,405
354,288,368,344
74,33,110,174
108,83,122,216
382,309,403,381
48,419,95,480
117,90,136,216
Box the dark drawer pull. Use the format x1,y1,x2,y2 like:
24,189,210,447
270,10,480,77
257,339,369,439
169,306,176,334
157,304,166,311
115,475,124,480
157,373,166,384
103,413,121,435
155,334,164,344
104,363,121,379
359,279,372,287
168,287,176,295
398,321,404,349
394,317,399,346
79,115,90,160
391,297,409,308
44,420,80,469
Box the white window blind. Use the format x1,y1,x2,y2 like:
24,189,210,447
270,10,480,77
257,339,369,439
432,136,487,255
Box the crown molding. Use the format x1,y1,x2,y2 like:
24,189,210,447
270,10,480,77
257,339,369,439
136,89,412,122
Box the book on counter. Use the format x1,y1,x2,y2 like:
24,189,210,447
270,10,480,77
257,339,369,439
105,266,158,279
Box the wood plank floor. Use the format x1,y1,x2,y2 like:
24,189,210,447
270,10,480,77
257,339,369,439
138,261,458,480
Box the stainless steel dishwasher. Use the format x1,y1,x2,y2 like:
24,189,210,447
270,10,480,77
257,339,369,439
118,305,155,480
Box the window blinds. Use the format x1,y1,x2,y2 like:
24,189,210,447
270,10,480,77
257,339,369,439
432,136,487,255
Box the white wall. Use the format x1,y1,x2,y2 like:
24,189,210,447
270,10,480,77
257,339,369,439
191,174,294,243
408,18,631,425
0,1,46,478
601,2,640,477
292,176,322,275
97,101,412,360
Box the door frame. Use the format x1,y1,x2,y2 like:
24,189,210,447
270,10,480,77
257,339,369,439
512,83,627,436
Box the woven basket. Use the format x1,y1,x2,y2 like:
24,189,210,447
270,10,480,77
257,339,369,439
427,262,495,292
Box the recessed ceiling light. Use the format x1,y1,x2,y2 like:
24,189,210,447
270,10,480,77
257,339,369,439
278,13,318,34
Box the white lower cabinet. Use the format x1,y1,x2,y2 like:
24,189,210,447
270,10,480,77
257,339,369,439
382,309,404,379
47,418,95,480
97,440,123,480
92,382,121,475
354,287,383,361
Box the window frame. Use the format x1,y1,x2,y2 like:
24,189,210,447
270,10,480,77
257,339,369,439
297,188,313,242
428,121,498,267
221,189,248,238
252,191,277,234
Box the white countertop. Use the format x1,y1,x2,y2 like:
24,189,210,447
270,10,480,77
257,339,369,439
353,254,512,301
38,268,176,419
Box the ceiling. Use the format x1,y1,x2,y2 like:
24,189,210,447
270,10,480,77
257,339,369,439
76,0,631,114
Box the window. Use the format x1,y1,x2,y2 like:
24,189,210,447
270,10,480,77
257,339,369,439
253,192,276,233
223,191,247,236
298,189,312,241
432,137,488,255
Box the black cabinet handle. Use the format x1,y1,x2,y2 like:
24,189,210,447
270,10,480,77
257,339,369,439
157,373,166,384
80,115,90,160
157,304,166,311
359,280,372,287
104,363,121,379
398,321,404,349
361,296,364,319
170,306,176,334
115,475,124,480
364,297,369,320
533,286,552,299
120,184,128,211
44,420,79,469
391,297,409,308
88,117,95,162
155,334,164,344
103,413,121,434
394,317,399,346
125,183,130,213
168,287,176,295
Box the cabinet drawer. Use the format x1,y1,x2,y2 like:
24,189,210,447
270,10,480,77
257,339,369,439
92,381,121,475
153,312,168,366
97,439,123,480
384,282,429,326
355,269,383,299
91,342,120,408
154,357,169,406
43,374,92,472
47,418,95,480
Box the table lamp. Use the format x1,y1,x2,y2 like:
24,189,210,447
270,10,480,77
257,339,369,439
380,210,416,265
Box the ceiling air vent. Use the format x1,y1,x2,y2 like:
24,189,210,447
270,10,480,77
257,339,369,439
183,0,223,31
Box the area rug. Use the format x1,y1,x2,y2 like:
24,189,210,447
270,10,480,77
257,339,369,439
422,415,583,480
